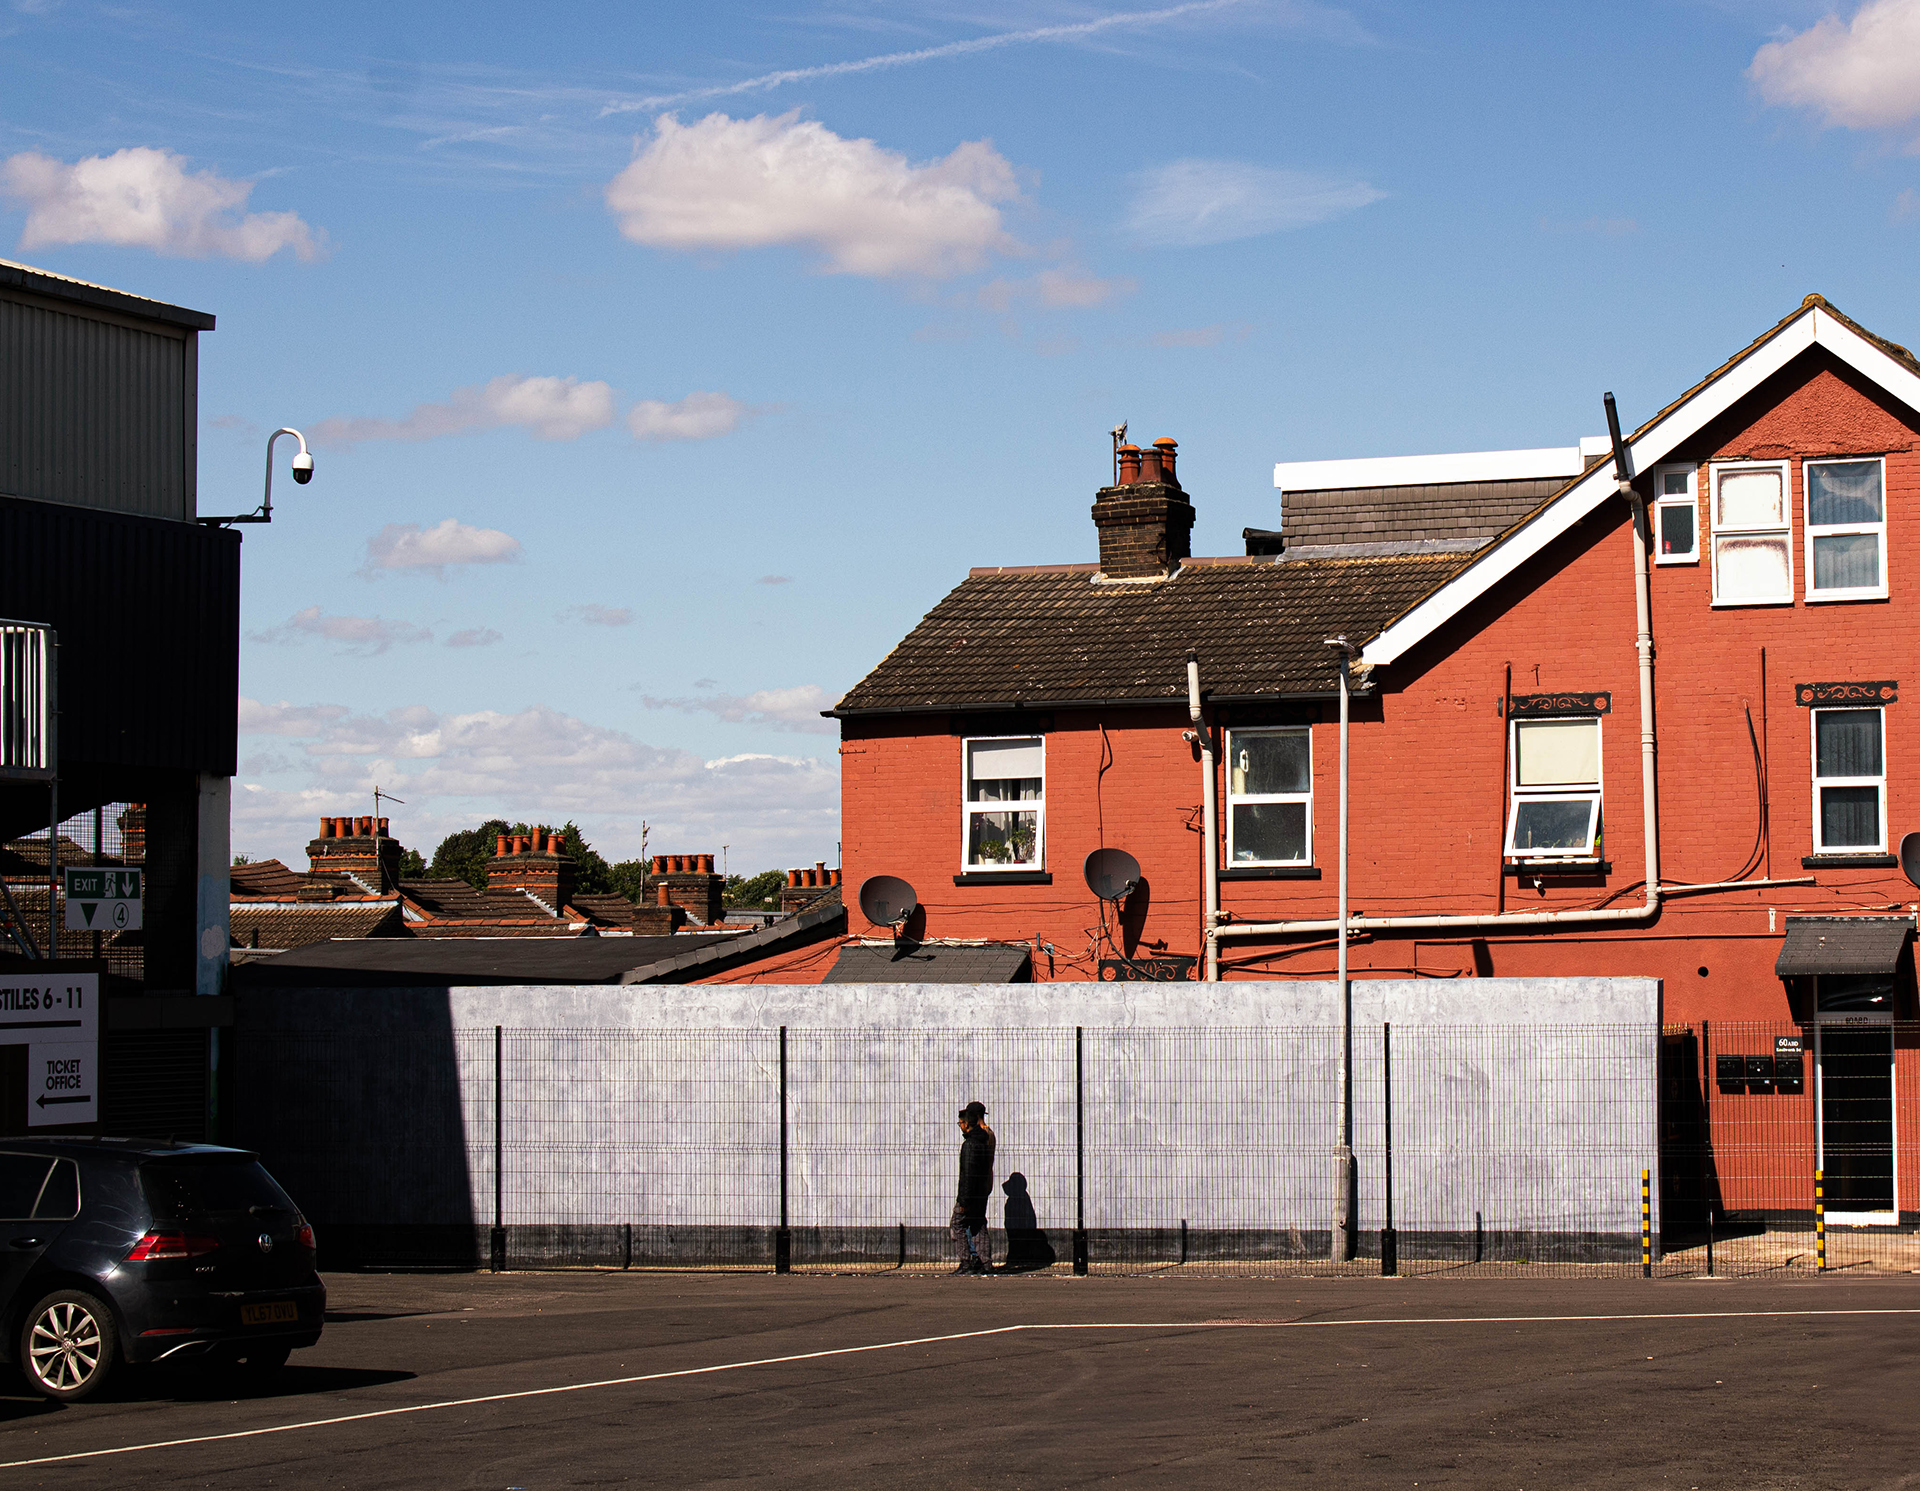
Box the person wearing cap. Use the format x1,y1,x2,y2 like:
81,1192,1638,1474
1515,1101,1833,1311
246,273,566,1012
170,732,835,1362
951,1101,996,1275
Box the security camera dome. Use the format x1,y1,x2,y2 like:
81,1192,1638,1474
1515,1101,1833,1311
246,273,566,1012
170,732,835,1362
291,450,314,485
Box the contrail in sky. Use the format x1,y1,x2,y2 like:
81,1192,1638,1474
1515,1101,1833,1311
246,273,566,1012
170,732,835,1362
599,0,1257,116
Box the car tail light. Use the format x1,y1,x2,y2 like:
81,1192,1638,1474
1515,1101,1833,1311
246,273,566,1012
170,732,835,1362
126,1230,220,1261
296,1223,315,1251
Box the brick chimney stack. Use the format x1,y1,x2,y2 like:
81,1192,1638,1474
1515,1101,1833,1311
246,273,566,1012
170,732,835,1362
648,853,725,926
1092,436,1193,579
486,828,577,913
306,814,404,889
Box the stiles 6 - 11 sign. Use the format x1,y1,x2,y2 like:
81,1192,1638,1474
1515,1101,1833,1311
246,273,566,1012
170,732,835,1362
63,868,141,931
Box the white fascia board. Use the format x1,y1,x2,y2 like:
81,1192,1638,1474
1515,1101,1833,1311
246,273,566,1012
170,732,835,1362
1364,310,1821,666
1806,308,1920,418
1273,446,1585,492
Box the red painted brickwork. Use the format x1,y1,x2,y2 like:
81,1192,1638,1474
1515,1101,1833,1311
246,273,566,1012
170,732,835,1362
834,346,1920,1025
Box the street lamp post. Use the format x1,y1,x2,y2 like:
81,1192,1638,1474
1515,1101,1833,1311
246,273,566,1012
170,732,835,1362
1325,634,1361,1262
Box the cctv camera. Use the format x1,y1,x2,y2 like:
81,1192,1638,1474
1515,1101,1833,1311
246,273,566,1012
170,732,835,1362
291,451,314,485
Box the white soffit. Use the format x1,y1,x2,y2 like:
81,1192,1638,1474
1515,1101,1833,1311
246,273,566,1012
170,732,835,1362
1274,444,1598,492
1364,306,1919,666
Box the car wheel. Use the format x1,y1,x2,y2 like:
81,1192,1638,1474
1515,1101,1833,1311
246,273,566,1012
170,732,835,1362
20,1290,117,1402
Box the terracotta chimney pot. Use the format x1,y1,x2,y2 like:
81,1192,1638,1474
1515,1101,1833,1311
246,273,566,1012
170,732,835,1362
700,854,714,873
1154,437,1178,484
1117,444,1141,484
495,835,508,857
656,883,670,906
829,868,842,886
319,818,333,839
1138,448,1163,483
377,817,389,836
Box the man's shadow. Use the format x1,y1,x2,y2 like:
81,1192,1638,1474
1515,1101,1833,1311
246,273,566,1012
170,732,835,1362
998,1172,1057,1273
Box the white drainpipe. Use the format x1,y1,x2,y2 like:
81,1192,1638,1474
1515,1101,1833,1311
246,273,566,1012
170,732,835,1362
1185,650,1220,980
1210,455,1671,961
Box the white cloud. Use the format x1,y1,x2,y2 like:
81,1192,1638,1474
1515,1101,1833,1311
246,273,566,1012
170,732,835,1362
0,147,323,262
229,698,840,873
627,390,751,442
605,111,1021,278
1126,159,1383,246
559,604,632,626
639,683,836,735
445,627,503,648
363,519,522,578
756,575,793,585
1750,0,1920,130
313,374,618,448
247,607,433,656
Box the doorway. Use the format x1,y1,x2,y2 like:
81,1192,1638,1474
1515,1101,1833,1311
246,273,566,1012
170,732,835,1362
1816,1020,1896,1224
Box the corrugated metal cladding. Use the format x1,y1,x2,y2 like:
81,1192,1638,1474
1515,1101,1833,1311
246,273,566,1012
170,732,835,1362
0,296,190,520
0,493,239,774
103,1029,207,1140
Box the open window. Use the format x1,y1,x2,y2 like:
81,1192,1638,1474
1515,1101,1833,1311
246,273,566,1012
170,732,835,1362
962,736,1044,869
1811,707,1885,854
1653,464,1698,564
1710,461,1792,605
1506,716,1602,860
1226,727,1312,865
1805,457,1887,601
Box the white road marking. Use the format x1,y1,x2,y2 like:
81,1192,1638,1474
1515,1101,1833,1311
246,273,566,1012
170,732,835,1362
4,1308,1913,1469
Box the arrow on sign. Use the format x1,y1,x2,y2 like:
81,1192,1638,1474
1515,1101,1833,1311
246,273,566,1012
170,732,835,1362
79,902,98,926
35,1094,89,1108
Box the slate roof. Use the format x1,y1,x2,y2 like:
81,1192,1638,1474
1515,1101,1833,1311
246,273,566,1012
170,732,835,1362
232,933,739,987
229,902,406,951
822,941,1031,983
1775,916,1914,977
568,893,637,929
831,552,1472,714
1278,477,1571,552
621,886,846,985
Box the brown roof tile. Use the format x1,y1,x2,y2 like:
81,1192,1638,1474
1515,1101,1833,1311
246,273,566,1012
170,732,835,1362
228,902,406,951
832,553,1471,714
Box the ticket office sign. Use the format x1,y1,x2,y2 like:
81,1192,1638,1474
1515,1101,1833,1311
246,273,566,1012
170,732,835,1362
0,973,98,1127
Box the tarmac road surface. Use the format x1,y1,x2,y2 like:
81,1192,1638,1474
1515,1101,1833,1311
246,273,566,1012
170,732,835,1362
0,1270,1917,1488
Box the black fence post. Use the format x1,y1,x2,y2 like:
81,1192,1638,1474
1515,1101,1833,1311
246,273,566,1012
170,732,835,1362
775,1026,791,1274
1381,1022,1397,1277
490,1025,505,1273
1073,1026,1088,1275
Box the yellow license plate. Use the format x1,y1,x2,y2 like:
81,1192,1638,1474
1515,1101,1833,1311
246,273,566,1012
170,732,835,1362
241,1302,299,1326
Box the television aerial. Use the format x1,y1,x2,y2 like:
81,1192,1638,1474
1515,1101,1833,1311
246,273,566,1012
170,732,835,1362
1084,847,1141,902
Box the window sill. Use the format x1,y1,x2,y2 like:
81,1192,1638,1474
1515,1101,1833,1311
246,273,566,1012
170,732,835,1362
1710,597,1794,608
952,871,1053,885
1654,557,1699,566
1220,866,1321,880
1804,592,1890,604
1801,854,1897,868
1504,860,1609,876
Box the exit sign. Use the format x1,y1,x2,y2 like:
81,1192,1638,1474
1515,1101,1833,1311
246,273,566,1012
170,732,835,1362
63,867,141,930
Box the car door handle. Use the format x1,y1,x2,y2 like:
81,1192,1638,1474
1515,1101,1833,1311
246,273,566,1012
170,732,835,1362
9,1237,42,1248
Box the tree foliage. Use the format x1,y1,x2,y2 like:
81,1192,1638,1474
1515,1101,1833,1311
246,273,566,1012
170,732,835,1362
725,870,786,909
425,819,648,902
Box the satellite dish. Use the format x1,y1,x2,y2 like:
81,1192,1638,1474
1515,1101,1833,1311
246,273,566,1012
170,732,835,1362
1901,832,1920,891
1084,847,1141,902
858,874,918,928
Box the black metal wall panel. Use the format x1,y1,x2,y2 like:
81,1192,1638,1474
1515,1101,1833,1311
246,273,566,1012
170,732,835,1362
103,1028,207,1141
0,493,239,773
0,296,190,520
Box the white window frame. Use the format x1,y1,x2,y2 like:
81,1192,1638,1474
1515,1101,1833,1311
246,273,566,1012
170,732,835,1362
1224,726,1313,866
1804,455,1888,603
1810,706,1887,855
960,735,1045,872
1652,463,1699,565
1708,460,1794,606
1504,716,1603,861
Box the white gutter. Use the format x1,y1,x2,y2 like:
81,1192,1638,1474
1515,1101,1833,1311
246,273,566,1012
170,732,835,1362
1185,651,1221,980
1210,431,1669,958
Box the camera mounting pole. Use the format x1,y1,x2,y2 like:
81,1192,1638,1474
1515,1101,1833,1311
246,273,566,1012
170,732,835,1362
198,427,314,527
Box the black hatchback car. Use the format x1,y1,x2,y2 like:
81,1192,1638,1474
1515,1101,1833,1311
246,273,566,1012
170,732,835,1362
0,1138,324,1400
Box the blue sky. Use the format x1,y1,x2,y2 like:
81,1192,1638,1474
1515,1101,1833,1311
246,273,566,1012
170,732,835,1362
4,0,1917,874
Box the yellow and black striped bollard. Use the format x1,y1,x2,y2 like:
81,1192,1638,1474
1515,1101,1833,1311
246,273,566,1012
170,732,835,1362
1815,1168,1826,1273
1641,1168,1652,1278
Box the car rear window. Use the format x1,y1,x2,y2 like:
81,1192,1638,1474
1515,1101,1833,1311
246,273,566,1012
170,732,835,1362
140,1158,297,1219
